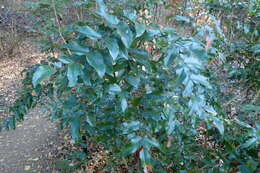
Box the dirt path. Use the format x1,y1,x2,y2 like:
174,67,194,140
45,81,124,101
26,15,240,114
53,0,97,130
0,44,63,173
0,42,104,173
0,109,61,173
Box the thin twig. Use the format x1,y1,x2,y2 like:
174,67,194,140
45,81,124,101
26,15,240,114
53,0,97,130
51,0,71,55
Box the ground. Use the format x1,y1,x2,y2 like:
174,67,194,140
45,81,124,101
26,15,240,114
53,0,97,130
0,41,109,173
0,109,62,173
0,42,63,173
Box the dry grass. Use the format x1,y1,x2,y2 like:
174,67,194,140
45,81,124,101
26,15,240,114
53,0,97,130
0,19,20,59
0,0,30,59
0,26,23,59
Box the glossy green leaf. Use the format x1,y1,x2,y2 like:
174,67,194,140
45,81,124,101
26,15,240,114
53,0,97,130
176,69,187,85
58,56,73,64
190,74,211,88
139,147,151,166
123,9,137,22
60,41,89,55
77,26,102,40
167,118,177,136
122,121,141,134
67,63,82,87
235,119,252,128
102,53,114,76
164,46,178,66
213,118,224,135
184,57,203,69
143,136,160,148
105,37,119,60
121,143,140,157
32,65,56,87
242,104,260,111
121,97,128,112
108,84,121,93
251,44,260,55
129,134,142,144
135,23,146,37
241,138,257,148
81,69,91,86
71,119,80,140
97,11,119,25
86,52,106,78
129,48,148,58
129,48,150,67
145,29,160,39
175,16,190,23
126,75,140,88
86,115,96,127
182,80,194,97
96,0,119,25
117,22,133,48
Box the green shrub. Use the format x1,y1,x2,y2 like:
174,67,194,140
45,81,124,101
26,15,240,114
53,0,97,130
1,0,259,172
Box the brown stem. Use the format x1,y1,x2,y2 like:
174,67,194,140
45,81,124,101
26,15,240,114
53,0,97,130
51,0,71,55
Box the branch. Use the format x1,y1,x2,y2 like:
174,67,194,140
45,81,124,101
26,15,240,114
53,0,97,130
51,0,71,55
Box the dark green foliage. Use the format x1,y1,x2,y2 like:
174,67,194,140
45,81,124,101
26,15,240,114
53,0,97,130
1,0,259,172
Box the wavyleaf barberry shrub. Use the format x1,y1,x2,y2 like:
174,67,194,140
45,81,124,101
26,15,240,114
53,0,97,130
1,0,227,172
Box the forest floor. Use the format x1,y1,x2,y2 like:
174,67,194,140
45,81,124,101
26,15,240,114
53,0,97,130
0,41,106,173
0,108,62,173
0,42,65,173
